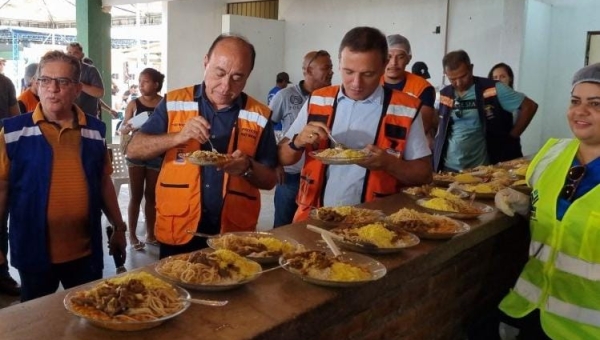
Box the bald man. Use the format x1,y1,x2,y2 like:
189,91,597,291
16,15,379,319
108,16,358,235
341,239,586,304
270,50,334,227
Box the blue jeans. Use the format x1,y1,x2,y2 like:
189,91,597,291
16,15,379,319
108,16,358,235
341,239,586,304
273,172,300,228
18,255,102,302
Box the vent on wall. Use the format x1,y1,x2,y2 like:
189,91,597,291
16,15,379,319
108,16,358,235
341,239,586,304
227,0,278,20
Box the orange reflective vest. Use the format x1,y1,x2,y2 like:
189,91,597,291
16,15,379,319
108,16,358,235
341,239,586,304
17,89,39,113
155,85,271,245
381,72,432,101
293,85,421,221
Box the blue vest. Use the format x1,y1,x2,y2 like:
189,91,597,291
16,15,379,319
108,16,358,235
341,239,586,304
4,113,106,272
433,77,521,171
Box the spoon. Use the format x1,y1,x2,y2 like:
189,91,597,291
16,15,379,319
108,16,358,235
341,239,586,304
186,230,217,238
182,298,228,307
206,138,218,153
326,131,347,150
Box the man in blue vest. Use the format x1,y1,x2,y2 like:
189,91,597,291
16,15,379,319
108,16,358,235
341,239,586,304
433,50,538,172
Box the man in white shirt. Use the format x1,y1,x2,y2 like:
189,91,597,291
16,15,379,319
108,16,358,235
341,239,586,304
278,27,432,221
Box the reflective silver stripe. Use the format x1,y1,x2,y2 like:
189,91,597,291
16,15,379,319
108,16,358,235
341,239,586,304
529,138,572,187
387,104,417,118
555,252,600,281
81,128,104,142
513,277,542,304
310,95,335,107
530,241,552,263
4,126,42,144
238,110,268,128
547,296,600,327
166,101,198,111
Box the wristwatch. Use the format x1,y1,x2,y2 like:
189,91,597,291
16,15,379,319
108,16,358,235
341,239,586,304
288,134,305,151
242,159,254,178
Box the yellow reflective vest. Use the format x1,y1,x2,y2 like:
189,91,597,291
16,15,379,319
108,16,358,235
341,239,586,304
500,138,600,339
155,86,270,245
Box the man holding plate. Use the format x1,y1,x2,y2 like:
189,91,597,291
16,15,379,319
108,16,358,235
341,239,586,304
278,26,432,222
127,34,278,258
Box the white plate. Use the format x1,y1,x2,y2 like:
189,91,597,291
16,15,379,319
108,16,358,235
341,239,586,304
415,198,495,219
280,251,386,287
329,225,420,253
128,111,150,129
309,149,370,165
207,231,300,264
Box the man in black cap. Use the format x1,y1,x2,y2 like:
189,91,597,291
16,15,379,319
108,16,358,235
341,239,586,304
412,61,431,79
268,72,291,105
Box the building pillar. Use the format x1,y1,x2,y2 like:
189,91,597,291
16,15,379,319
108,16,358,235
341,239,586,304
76,0,114,141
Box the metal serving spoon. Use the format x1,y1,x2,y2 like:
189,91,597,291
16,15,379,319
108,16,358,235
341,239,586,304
182,298,228,307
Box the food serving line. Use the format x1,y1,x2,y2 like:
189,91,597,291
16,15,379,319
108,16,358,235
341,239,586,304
0,190,529,339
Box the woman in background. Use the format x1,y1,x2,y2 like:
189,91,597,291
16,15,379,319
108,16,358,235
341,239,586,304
120,68,165,250
488,62,514,88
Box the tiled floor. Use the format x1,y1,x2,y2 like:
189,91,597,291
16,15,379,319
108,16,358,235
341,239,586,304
0,186,275,308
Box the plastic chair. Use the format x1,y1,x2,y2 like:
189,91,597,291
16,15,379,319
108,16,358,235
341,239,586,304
107,144,130,197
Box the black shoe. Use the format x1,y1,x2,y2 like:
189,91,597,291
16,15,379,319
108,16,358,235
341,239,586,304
0,275,21,296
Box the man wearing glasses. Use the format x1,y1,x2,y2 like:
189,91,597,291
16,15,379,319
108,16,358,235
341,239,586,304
279,27,432,221
66,42,105,118
270,50,333,227
433,50,538,172
0,51,127,301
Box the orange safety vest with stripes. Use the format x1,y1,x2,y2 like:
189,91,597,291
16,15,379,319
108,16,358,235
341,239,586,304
381,72,432,101
155,86,271,245
17,89,39,113
293,85,421,222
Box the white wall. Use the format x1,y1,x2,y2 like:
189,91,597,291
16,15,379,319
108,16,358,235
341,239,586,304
164,0,226,91
519,0,551,156
223,14,285,102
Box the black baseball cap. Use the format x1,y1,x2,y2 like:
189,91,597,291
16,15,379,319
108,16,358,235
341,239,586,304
411,61,430,79
276,72,291,83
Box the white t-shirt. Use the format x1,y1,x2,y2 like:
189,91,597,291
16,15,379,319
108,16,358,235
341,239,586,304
285,86,431,206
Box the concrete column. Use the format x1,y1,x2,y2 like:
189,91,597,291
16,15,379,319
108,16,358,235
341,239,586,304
76,0,114,141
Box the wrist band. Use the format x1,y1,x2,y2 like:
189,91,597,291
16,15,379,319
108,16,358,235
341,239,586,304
288,134,305,151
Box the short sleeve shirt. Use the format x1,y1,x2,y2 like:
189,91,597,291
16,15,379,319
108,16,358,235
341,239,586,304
75,62,104,116
0,74,17,119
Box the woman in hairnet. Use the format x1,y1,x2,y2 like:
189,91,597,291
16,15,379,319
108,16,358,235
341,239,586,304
473,63,600,339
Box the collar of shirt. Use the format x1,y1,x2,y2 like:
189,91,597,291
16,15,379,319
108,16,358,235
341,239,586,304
338,85,384,105
33,104,87,127
297,80,310,97
195,82,243,113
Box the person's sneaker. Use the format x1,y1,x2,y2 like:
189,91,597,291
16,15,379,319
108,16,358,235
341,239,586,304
0,275,21,296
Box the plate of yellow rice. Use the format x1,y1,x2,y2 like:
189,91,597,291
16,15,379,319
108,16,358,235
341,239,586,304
415,197,495,219
330,222,420,253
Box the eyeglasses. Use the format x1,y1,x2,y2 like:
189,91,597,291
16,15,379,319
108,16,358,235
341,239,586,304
37,76,78,88
453,99,464,118
306,50,330,68
560,165,586,202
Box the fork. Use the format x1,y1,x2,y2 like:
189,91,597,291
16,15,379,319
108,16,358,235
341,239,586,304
206,138,218,152
326,131,347,150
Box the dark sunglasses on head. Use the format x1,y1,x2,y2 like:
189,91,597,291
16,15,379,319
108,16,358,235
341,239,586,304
306,50,330,68
560,165,586,202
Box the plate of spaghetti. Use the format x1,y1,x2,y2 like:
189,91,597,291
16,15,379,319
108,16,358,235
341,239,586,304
281,250,386,287
64,272,190,331
309,148,370,165
155,249,262,291
310,206,385,225
207,232,299,264
186,150,230,166
384,208,471,239
329,222,420,253
416,198,495,219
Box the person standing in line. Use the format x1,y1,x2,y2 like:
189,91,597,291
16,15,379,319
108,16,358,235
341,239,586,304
268,72,291,136
0,50,127,301
0,57,20,296
279,27,432,221
383,35,437,146
66,42,105,118
433,50,538,172
411,61,431,80
17,63,40,113
119,68,165,250
126,34,278,259
270,50,334,227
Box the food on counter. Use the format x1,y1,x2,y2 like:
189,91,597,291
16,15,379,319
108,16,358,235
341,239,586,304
387,208,466,234
511,179,528,187
187,150,229,164
458,179,510,194
420,197,483,214
453,173,482,184
313,206,384,224
497,158,531,169
68,272,184,322
156,249,261,285
332,222,417,248
403,185,465,199
210,233,297,258
512,165,528,177
284,251,372,282
314,148,368,159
